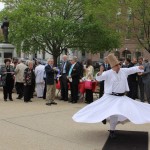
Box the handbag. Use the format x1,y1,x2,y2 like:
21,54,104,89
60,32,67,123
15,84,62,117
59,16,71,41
84,80,92,90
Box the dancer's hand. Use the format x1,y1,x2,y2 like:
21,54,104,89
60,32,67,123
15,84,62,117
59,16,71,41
138,66,144,70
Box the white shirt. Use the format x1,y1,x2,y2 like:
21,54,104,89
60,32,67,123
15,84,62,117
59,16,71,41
96,66,143,94
35,64,45,83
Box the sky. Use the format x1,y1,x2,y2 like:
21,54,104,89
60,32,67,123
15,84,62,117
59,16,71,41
0,2,4,11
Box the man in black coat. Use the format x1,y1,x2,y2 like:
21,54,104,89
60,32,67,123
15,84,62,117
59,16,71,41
137,57,145,102
68,56,80,103
45,58,59,105
59,55,71,101
99,57,111,98
127,58,138,99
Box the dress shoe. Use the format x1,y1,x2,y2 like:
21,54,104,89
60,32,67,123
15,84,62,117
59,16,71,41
72,101,77,104
28,100,32,102
109,130,116,139
16,96,23,99
50,101,57,105
59,97,64,100
64,99,68,101
46,102,51,106
4,99,7,101
9,99,13,101
102,119,107,124
68,101,72,103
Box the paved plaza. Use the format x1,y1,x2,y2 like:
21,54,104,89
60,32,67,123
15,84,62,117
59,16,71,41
0,90,149,150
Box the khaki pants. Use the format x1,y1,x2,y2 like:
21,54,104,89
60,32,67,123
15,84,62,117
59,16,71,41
46,83,56,103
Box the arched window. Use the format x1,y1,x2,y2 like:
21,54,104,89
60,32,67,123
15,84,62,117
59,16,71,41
135,51,141,59
114,51,120,59
122,50,131,59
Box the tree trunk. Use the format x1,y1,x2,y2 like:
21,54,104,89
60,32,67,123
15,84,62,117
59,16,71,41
53,55,58,66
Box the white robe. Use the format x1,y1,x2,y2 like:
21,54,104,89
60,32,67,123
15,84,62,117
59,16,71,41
35,65,45,97
72,66,150,124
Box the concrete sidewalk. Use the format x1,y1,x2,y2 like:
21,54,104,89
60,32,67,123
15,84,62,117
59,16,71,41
0,92,149,150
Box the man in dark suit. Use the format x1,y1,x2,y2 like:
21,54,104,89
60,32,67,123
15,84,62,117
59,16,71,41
137,57,145,102
68,56,80,103
127,58,138,99
99,57,111,98
59,55,71,101
45,58,59,106
141,60,150,103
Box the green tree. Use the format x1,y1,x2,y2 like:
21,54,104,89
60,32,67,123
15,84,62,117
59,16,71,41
126,0,150,53
0,0,120,64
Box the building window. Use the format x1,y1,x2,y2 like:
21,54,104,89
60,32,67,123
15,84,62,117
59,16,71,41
122,49,131,59
4,52,12,59
139,27,144,40
135,51,141,59
126,26,132,39
114,51,120,59
100,51,104,59
119,0,125,4
127,7,132,21
116,8,121,21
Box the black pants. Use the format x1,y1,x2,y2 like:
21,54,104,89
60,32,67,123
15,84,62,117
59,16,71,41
15,82,24,98
127,81,138,100
99,81,104,98
3,86,13,100
3,78,14,100
24,85,33,102
43,78,47,99
138,80,144,102
85,89,93,103
60,74,69,100
70,82,79,102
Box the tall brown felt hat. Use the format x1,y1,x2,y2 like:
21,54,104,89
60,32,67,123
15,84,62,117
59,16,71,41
107,53,120,68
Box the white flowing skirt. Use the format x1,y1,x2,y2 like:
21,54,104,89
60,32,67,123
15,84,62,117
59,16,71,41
72,94,150,124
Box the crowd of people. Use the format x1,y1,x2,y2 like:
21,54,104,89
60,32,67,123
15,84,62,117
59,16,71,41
0,55,93,105
0,54,150,106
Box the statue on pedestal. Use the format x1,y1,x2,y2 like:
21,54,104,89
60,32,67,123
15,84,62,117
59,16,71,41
1,17,9,43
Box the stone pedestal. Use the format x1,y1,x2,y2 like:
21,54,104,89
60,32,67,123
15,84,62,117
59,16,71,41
0,43,15,65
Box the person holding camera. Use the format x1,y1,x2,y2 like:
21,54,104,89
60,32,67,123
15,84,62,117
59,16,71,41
45,58,59,106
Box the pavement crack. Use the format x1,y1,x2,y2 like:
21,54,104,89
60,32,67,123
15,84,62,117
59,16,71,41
0,109,74,120
2,119,80,145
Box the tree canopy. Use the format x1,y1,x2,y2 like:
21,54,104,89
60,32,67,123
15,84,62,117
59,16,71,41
125,0,150,53
0,0,120,63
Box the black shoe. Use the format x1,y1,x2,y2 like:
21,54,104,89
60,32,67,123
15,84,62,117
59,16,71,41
59,97,64,100
64,98,68,101
4,99,7,101
16,96,23,99
109,130,116,139
102,119,106,124
68,101,72,103
46,102,51,106
28,100,32,102
9,99,13,101
51,101,57,105
72,101,77,104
